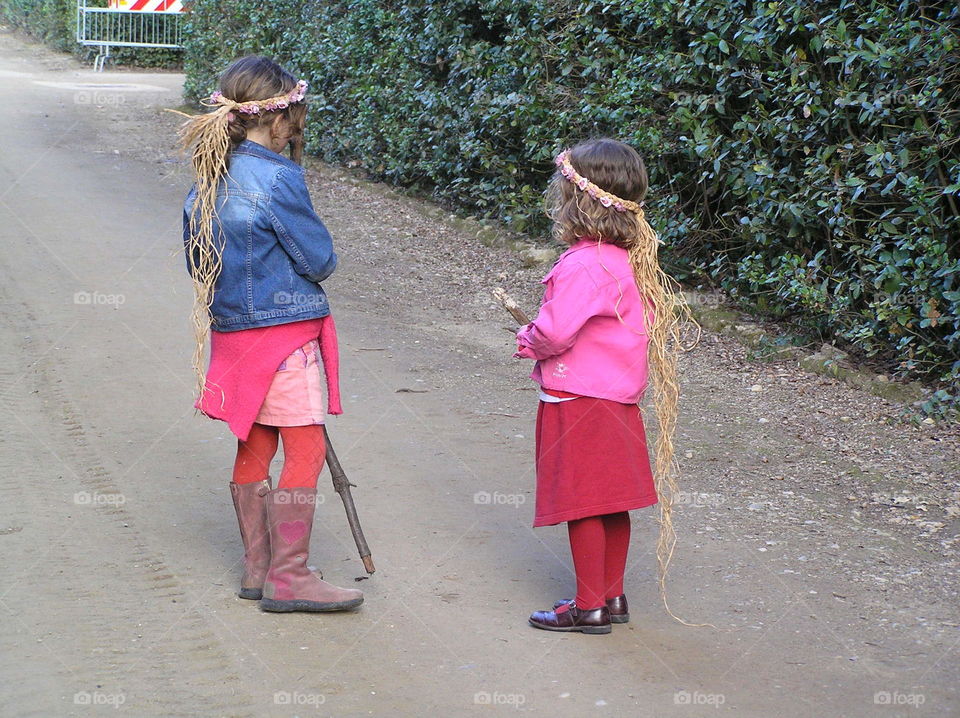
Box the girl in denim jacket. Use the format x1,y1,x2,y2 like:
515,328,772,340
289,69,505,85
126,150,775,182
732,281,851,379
173,56,362,614
516,139,695,634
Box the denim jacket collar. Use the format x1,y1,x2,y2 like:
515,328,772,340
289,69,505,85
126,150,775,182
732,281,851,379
231,139,302,172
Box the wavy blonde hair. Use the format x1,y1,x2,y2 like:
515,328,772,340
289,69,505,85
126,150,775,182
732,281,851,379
170,55,307,397
547,138,702,623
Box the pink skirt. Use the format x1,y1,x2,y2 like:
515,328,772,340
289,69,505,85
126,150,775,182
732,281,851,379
254,339,325,426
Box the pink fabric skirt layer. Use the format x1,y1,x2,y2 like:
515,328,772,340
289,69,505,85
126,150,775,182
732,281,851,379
254,338,325,426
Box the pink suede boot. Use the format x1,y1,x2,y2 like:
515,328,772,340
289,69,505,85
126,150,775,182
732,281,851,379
229,478,273,600
260,487,364,613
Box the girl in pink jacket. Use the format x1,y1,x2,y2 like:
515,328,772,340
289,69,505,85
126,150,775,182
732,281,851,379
516,138,693,634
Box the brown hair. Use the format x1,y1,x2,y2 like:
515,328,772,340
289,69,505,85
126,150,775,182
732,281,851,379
546,138,648,247
547,138,703,623
221,55,307,162
169,55,307,398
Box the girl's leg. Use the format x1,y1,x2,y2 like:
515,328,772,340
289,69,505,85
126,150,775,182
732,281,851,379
232,422,280,484
601,512,631,599
276,424,327,489
229,422,279,599
567,516,607,610
260,425,364,613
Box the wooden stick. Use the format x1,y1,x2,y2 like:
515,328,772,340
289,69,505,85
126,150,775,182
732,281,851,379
324,426,375,574
492,287,531,326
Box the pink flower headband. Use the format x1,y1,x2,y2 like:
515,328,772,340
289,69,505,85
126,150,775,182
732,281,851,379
205,79,308,116
554,150,644,214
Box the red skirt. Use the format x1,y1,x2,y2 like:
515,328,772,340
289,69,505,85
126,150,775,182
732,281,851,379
534,396,658,527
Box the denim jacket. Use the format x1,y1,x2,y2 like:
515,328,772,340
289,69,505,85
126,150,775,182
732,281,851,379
182,139,337,332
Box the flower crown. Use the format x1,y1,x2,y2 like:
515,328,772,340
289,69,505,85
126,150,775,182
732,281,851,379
206,79,308,115
554,150,644,214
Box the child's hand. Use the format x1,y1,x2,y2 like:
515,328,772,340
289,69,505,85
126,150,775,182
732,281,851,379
514,333,537,359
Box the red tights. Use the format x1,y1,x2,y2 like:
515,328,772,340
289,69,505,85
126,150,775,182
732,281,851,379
567,512,631,610
232,422,326,489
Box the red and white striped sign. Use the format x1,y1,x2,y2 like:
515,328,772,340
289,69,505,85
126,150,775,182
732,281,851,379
108,0,183,11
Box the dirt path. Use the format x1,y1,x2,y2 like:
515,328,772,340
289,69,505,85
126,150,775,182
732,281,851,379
0,29,957,717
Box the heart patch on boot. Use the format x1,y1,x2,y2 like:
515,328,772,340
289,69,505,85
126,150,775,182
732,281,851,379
277,520,308,545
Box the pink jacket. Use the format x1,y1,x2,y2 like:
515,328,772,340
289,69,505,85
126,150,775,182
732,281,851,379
515,239,652,404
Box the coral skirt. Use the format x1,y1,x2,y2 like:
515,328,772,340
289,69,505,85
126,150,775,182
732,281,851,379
254,338,326,426
533,395,658,527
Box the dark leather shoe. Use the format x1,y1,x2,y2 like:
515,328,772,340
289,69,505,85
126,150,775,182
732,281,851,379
554,594,629,623
529,601,611,634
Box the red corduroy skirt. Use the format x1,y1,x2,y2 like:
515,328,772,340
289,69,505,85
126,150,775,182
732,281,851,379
533,396,658,527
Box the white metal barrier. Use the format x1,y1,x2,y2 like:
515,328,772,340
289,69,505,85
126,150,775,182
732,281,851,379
76,0,184,71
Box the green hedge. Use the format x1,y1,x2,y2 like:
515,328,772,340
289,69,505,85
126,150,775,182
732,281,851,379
185,1,959,415
0,0,74,51
0,0,181,67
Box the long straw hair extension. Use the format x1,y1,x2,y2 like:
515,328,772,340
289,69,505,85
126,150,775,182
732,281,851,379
166,56,307,398
547,138,707,626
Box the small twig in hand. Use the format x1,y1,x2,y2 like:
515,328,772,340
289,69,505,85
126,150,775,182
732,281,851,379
492,287,531,326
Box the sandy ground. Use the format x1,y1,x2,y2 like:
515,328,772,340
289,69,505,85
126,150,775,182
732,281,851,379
0,29,958,718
